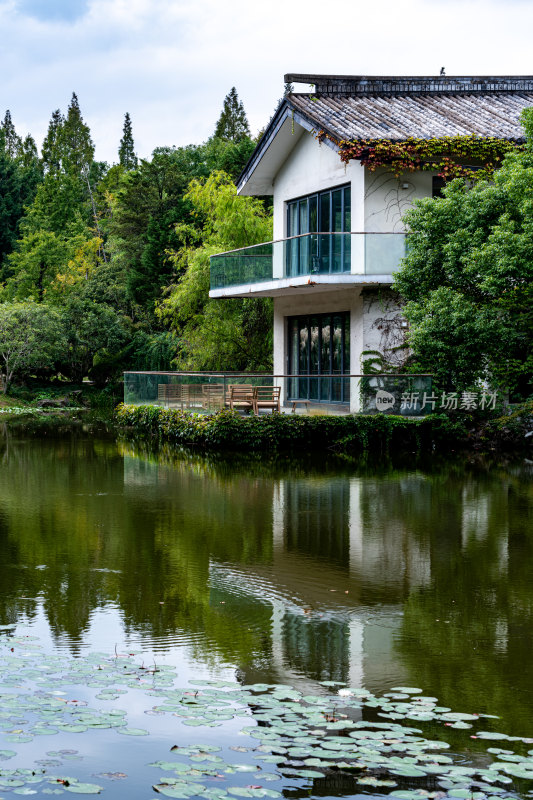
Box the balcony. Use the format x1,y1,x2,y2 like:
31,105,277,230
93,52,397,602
209,232,407,297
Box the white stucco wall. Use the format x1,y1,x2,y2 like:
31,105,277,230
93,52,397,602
364,168,433,232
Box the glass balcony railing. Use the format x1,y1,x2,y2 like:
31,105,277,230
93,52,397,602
210,232,407,291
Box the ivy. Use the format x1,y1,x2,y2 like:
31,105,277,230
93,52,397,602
317,131,523,181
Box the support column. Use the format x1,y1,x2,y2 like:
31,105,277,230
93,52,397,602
350,290,364,413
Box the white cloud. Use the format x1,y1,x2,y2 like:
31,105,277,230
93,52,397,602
0,0,532,163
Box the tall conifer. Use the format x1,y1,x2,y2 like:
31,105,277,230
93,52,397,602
1,110,23,159
41,109,64,173
214,87,250,142
59,92,94,174
118,112,137,170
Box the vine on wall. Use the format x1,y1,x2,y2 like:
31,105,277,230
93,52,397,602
317,132,522,181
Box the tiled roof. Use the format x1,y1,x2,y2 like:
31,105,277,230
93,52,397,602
237,76,533,193
288,91,533,142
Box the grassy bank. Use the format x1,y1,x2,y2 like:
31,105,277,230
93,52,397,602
115,403,471,455
0,382,122,417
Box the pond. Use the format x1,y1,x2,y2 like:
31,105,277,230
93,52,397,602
0,428,532,800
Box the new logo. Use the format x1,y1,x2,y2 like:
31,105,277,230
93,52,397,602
375,390,395,411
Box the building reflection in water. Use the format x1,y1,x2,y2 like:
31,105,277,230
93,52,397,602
207,473,433,693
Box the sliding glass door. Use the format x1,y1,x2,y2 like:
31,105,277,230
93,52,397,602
288,312,350,403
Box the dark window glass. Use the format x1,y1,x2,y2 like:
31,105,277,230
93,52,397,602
332,190,343,232
288,312,349,403
432,176,446,198
288,202,298,235
320,193,331,232
299,199,308,234
343,187,351,231
309,195,318,232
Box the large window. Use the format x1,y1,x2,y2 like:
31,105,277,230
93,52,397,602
286,186,351,276
288,312,350,403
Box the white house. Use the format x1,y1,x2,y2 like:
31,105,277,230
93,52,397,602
209,74,533,412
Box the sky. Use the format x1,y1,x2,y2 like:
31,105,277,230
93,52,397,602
1,0,533,164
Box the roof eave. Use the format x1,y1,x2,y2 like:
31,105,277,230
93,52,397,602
236,98,340,195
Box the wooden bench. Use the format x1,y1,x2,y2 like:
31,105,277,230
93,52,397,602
253,386,281,415
228,384,254,412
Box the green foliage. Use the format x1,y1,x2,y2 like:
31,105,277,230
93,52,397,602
0,151,40,277
214,87,250,143
0,301,66,391
58,93,95,175
41,109,64,173
1,110,23,159
127,330,178,371
118,112,137,170
115,404,468,455
26,95,98,238
0,92,264,387
2,227,88,301
394,109,533,398
0,119,42,277
158,171,273,371
108,148,195,312
58,295,127,382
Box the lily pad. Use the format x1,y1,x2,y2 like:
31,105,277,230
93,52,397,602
116,727,149,736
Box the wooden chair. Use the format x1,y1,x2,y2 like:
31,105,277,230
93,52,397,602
202,383,225,411
180,384,203,409
253,386,281,415
158,384,182,407
228,384,254,412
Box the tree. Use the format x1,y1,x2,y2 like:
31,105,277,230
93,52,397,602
0,302,65,392
58,93,94,175
2,228,85,301
158,171,273,371
0,134,42,279
394,109,533,398
214,87,250,143
1,111,23,159
118,112,137,170
41,109,64,174
58,295,127,382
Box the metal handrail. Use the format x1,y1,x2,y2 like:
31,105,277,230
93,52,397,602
211,231,407,259
124,371,432,378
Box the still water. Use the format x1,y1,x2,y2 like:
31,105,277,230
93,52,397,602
0,429,532,799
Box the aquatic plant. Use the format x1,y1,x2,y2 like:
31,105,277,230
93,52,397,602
1,631,533,799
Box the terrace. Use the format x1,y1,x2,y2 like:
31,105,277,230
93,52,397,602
123,371,432,416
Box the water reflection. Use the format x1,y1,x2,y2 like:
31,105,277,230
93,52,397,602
0,430,532,733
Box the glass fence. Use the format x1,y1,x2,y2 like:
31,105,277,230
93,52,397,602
210,232,407,290
124,372,432,416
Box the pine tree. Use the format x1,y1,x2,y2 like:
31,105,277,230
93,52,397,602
20,135,39,169
41,109,64,174
58,93,94,174
214,87,250,143
118,112,137,170
1,110,23,159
